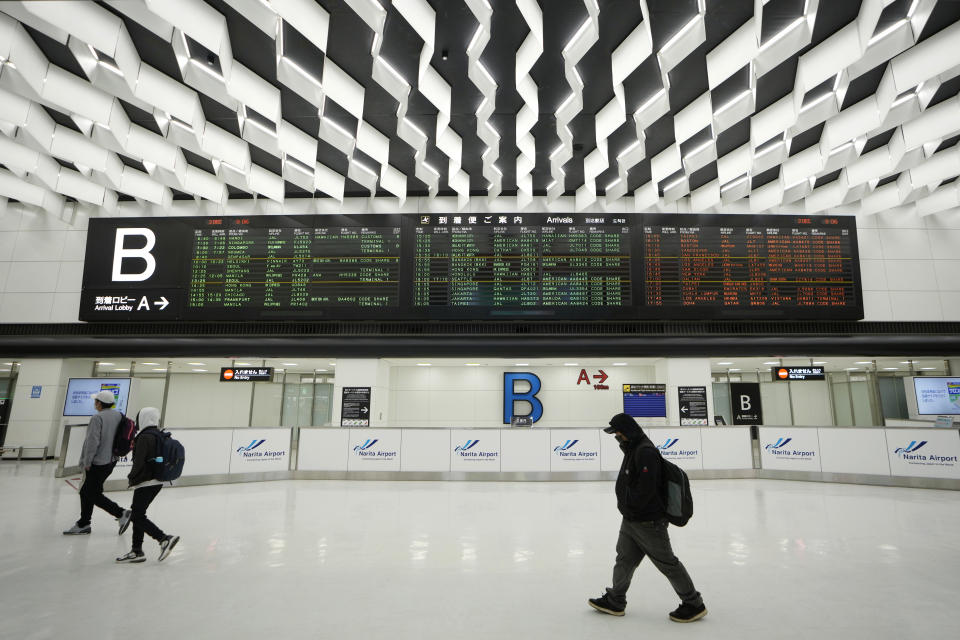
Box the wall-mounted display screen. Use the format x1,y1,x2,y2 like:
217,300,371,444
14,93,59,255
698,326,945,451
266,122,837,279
63,378,131,416
80,213,862,321
913,377,960,415
623,384,667,418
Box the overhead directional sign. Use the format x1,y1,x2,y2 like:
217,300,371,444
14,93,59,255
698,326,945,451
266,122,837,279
772,366,825,381
220,367,273,382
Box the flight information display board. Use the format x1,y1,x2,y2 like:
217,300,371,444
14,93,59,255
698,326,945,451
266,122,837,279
80,213,862,321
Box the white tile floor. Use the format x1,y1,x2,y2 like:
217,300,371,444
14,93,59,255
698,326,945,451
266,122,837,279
1,462,959,640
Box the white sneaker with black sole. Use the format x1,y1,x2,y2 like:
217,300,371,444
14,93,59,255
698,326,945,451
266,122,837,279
116,551,146,564
117,509,132,535
158,535,179,561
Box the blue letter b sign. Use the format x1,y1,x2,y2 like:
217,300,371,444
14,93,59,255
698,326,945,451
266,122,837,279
503,372,543,424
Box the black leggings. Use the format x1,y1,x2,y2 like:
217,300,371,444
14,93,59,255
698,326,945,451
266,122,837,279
130,485,166,552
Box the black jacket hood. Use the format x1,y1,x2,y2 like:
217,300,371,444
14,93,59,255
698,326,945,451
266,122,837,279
606,413,645,441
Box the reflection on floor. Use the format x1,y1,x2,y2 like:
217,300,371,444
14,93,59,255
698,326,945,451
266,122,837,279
1,461,958,639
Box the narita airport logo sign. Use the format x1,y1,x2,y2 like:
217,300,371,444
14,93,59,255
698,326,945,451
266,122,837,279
764,437,816,459
894,440,958,465
235,439,286,460
352,439,397,459
657,438,699,459
553,439,598,459
453,440,498,459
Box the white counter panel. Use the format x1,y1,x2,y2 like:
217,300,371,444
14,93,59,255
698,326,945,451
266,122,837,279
759,428,822,472
549,429,601,471
600,432,622,471
646,428,703,471
500,429,550,472
450,430,501,472
401,429,450,472
886,428,960,479
701,427,753,470
298,428,350,471
819,428,890,475
347,429,401,472
230,428,291,473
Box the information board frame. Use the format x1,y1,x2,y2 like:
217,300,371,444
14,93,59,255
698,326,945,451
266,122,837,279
80,213,863,322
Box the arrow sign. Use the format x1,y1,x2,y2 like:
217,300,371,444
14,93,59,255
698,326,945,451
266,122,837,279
681,406,688,413
154,297,169,310
592,370,608,384
361,407,369,414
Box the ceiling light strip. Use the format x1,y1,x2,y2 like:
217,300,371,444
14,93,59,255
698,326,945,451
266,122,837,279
550,0,599,203
465,0,502,199
515,0,543,209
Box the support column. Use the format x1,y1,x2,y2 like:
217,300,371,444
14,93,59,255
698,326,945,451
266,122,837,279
654,358,714,426
4,359,69,457
331,359,391,427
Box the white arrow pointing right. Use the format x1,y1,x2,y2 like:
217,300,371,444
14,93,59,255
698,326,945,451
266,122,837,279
153,297,169,310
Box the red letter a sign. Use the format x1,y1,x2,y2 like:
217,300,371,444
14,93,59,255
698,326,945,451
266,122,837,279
577,369,590,385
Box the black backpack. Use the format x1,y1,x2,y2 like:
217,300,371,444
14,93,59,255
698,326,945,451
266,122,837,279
112,413,138,458
149,430,185,481
660,456,694,527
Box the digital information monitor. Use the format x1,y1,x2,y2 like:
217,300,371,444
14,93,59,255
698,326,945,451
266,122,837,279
80,213,862,321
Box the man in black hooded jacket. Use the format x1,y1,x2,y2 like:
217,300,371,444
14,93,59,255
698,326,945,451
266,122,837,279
588,412,706,622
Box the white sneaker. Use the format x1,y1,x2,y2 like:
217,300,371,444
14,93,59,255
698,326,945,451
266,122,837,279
62,523,91,535
118,509,132,535
158,535,179,561
116,551,146,564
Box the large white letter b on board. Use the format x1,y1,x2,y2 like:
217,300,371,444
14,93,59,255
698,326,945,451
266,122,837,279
112,229,156,282
739,395,752,411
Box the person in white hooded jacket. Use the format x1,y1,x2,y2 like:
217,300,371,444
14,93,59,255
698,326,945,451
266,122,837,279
115,407,180,564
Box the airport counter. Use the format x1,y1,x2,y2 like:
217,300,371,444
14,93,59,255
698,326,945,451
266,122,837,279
54,424,960,491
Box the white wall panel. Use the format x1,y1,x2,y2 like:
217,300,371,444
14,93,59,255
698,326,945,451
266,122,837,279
889,291,943,320
940,292,960,318
0,232,15,261
0,261,10,291
858,260,888,290
164,373,252,428
818,428,890,475
862,291,894,320
933,261,960,291
878,228,931,259
0,293,54,322
50,292,81,323
884,260,939,291
5,261,59,292
12,230,66,261
55,263,82,292
60,231,88,261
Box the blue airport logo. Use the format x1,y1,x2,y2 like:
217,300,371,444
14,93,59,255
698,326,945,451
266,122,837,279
894,440,927,455
765,437,792,450
453,439,498,460
353,439,378,451
552,439,597,459
235,438,285,459
353,438,397,459
658,438,679,450
237,439,266,452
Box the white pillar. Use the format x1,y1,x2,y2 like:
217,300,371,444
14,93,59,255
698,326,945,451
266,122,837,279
654,358,714,426
331,359,391,427
5,359,68,456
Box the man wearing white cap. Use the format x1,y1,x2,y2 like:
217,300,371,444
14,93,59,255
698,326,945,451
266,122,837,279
63,390,129,535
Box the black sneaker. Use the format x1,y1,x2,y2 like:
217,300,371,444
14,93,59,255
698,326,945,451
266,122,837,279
588,594,625,617
158,535,179,562
116,551,146,564
117,509,132,535
669,602,707,623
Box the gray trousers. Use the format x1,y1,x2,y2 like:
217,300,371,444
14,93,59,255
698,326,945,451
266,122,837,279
606,517,703,608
